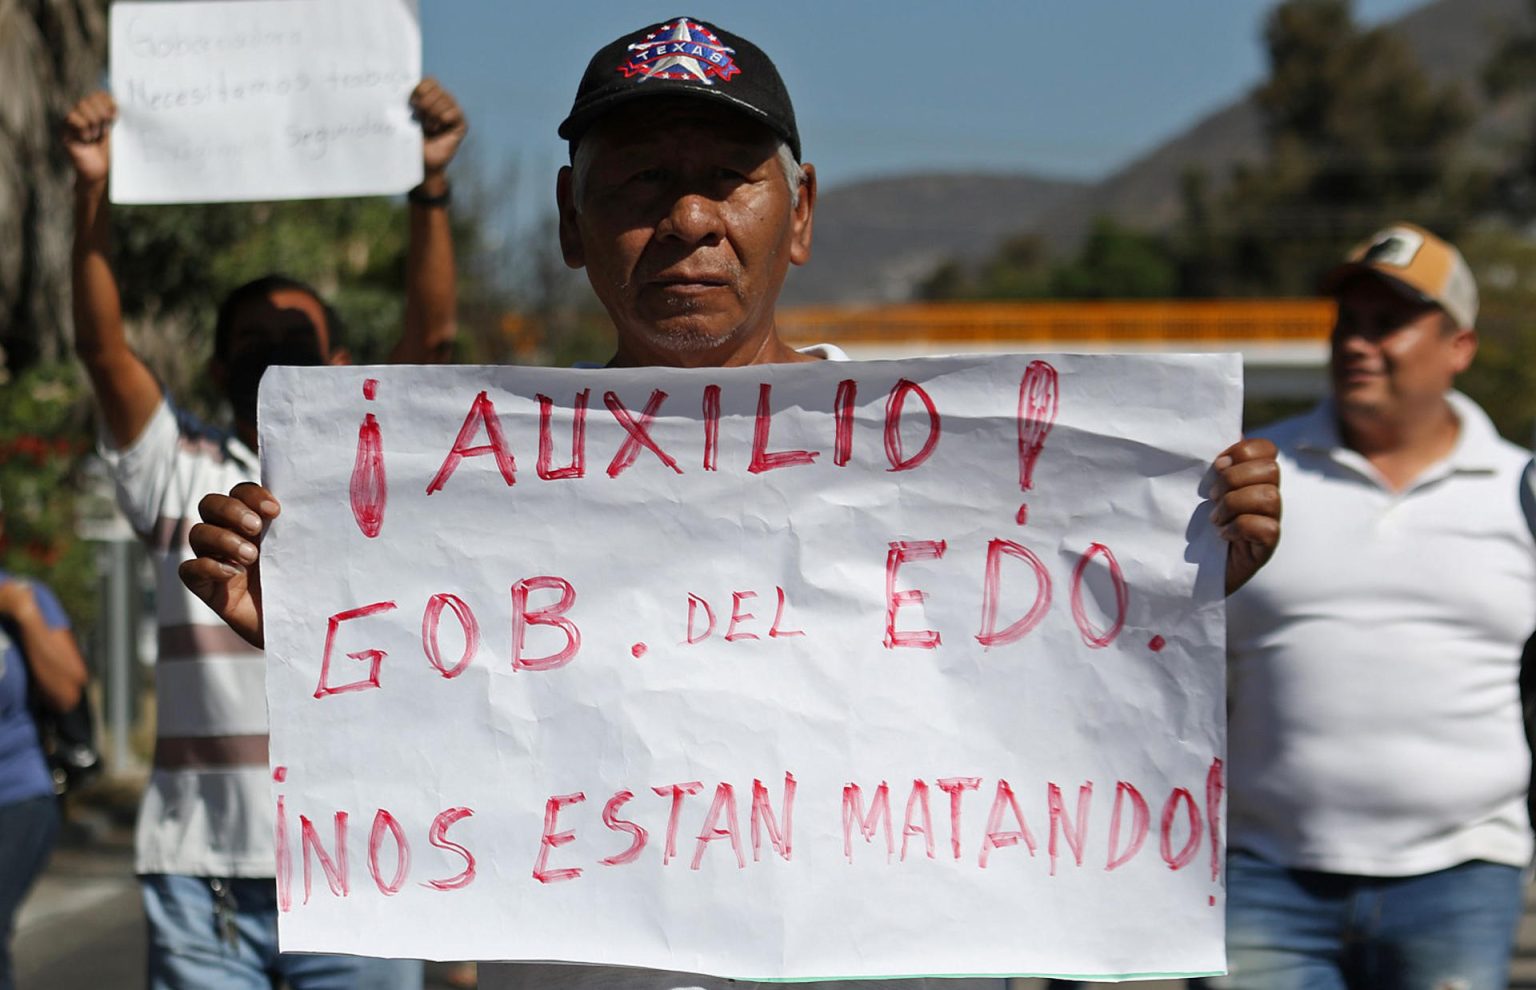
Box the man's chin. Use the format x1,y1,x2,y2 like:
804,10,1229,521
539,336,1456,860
636,319,748,357
1333,390,1391,421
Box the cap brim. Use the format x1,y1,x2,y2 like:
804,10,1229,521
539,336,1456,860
559,84,799,159
1320,261,1436,307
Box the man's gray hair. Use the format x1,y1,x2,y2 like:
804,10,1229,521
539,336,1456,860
571,139,803,213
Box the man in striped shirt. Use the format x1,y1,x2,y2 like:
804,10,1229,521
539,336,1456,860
63,80,465,989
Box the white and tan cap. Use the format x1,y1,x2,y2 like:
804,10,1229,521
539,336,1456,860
1322,222,1478,329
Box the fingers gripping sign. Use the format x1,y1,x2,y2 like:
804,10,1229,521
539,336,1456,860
1212,437,1282,595
180,482,282,648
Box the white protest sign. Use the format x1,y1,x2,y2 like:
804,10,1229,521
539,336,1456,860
109,0,422,204
260,354,1238,980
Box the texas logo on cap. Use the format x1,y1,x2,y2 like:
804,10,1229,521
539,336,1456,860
619,19,741,84
560,16,801,160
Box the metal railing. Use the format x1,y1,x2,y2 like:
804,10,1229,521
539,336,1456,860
778,299,1335,347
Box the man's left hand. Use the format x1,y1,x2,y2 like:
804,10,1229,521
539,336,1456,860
1213,437,1281,596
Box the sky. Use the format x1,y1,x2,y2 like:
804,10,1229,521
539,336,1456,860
419,0,1429,230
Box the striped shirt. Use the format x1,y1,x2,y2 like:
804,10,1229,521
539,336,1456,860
102,399,274,877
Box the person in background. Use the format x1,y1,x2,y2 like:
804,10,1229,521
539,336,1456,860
0,492,89,990
62,79,465,989
1216,223,1536,990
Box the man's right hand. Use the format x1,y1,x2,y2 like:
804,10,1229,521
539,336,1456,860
63,91,117,186
180,483,282,649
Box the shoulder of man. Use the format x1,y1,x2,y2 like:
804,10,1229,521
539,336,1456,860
169,402,248,467
1443,393,1536,546
170,402,227,445
1449,391,1531,469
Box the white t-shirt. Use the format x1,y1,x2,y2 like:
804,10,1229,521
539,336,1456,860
1225,391,1536,876
102,399,275,876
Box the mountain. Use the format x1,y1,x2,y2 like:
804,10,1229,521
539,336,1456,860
791,0,1535,305
1030,0,1534,245
782,172,1089,305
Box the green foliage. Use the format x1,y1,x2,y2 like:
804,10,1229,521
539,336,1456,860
919,222,1174,301
111,202,249,323
114,198,413,390
109,187,519,420
927,2,1473,304
1049,219,1178,299
1472,5,1536,443
1456,227,1536,443
500,214,613,367
915,260,968,301
0,363,96,628
974,236,1052,299
917,234,1048,300
1482,0,1536,221
1485,9,1536,100
207,201,407,351
1182,0,1474,296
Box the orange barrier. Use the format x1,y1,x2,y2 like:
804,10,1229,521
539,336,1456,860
778,299,1335,347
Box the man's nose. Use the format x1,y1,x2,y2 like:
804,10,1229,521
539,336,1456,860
656,188,724,246
1331,326,1378,360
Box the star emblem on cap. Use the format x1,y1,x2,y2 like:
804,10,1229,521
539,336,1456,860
620,19,740,85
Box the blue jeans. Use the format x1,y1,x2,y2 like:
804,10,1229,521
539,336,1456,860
142,873,423,990
0,794,59,990
1196,849,1525,990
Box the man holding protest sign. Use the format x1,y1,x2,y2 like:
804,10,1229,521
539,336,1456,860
63,76,465,989
1219,226,1536,990
180,17,1282,989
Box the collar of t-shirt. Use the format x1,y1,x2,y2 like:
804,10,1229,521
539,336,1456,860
1292,389,1502,491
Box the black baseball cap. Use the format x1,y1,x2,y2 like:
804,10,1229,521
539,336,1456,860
558,16,801,161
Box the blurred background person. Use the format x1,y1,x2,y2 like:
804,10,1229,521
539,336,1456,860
61,79,464,989
1217,224,1536,990
0,492,88,990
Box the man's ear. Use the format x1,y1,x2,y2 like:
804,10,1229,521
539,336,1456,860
556,166,585,270
1450,328,1478,375
789,162,816,267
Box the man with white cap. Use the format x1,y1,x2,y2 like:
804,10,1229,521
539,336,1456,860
1218,224,1536,989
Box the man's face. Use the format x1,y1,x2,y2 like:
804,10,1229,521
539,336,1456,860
217,289,342,427
557,99,814,367
1330,275,1476,422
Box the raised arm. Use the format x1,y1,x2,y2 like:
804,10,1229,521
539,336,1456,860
393,78,469,365
64,91,165,449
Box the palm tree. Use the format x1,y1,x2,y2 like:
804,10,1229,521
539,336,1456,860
0,0,106,374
